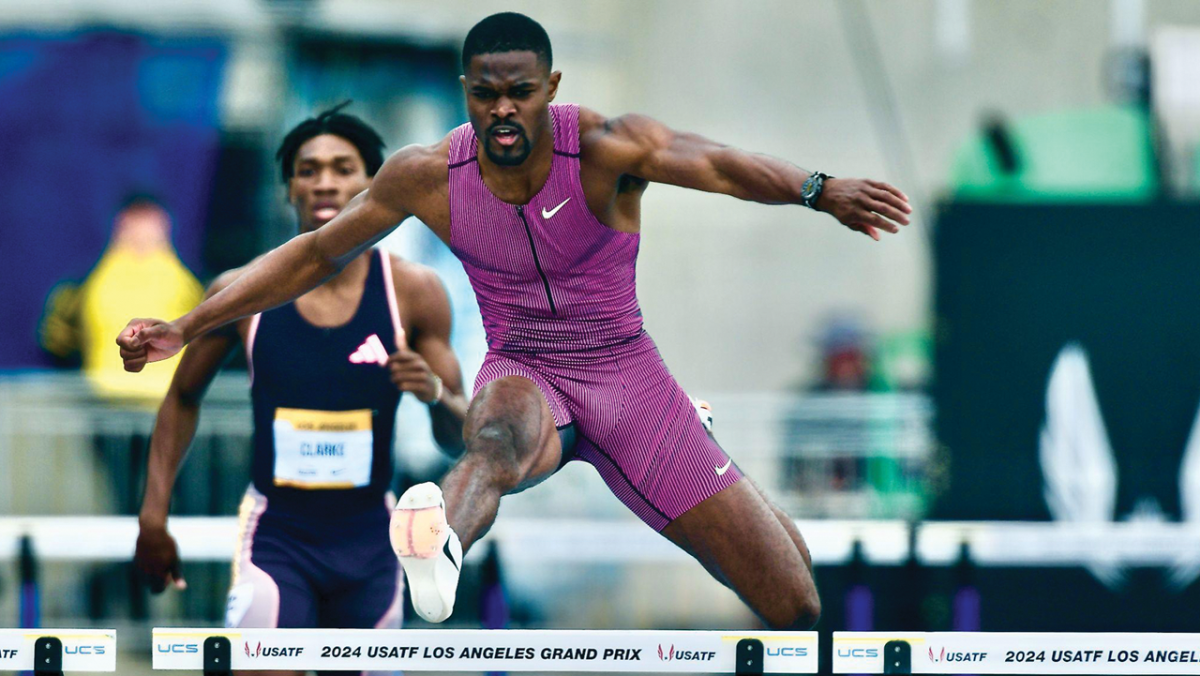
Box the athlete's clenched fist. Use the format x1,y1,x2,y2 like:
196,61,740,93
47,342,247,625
115,319,185,372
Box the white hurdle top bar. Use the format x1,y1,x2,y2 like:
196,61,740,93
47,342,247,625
9,518,1200,566
153,628,817,673
834,632,1200,674
0,630,116,671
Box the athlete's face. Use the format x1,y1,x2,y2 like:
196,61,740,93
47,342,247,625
461,50,560,167
288,134,372,233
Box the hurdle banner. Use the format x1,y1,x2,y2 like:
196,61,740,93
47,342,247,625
0,630,116,673
834,632,1200,674
152,628,817,673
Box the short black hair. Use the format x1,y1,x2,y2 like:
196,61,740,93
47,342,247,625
275,101,386,183
462,12,552,73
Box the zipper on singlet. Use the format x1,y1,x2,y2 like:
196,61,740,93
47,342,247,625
516,205,557,315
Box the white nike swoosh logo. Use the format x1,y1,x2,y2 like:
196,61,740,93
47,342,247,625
541,198,570,219
715,459,733,476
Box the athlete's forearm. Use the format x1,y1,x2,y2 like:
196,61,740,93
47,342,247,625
139,393,202,529
605,113,812,205
706,146,810,205
430,394,468,456
177,233,337,343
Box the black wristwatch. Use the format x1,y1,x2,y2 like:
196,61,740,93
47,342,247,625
799,171,832,210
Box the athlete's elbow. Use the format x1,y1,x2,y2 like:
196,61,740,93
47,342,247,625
162,377,204,410
175,387,205,409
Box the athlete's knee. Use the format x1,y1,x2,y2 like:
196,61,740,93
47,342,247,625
463,419,533,489
761,579,821,630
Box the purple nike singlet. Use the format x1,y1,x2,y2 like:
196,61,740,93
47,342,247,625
448,105,643,354
448,104,741,531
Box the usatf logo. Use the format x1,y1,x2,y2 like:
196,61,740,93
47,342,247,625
244,643,303,659
656,645,715,662
929,647,945,663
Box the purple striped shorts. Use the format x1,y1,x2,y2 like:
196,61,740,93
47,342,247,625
474,331,742,531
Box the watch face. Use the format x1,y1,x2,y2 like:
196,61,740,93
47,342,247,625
802,177,818,201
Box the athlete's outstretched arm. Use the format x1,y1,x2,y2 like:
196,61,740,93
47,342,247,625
135,273,243,593
116,145,430,370
584,108,911,240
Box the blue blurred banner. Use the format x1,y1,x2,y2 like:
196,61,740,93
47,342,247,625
0,30,226,368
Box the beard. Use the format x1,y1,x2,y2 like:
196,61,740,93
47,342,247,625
483,124,532,166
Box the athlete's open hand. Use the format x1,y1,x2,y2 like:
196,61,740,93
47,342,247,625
388,339,442,404
134,524,187,594
816,178,911,241
116,319,185,372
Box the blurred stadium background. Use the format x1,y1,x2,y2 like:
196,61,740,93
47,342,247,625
2,0,1200,673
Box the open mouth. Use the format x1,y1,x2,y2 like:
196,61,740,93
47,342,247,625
313,201,340,222
490,125,522,148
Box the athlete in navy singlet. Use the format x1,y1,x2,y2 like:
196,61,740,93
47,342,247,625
133,106,468,676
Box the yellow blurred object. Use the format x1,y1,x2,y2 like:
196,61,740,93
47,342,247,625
79,246,202,401
39,282,83,359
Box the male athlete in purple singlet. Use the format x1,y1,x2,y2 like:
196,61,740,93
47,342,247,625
118,13,911,629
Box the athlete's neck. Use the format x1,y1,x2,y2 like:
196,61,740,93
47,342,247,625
477,127,555,205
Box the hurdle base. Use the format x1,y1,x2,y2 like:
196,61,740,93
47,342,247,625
34,635,63,676
203,636,231,676
882,640,912,674
735,638,764,675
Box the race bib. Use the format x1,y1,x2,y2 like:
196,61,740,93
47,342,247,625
272,408,373,489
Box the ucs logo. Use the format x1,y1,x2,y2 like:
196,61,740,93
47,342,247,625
658,645,674,661
64,646,106,655
930,647,945,663
766,647,809,657
837,648,880,658
157,644,199,654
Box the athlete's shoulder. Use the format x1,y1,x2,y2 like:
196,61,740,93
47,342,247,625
577,105,609,133
367,136,452,215
376,136,451,185
577,105,614,147
578,107,666,171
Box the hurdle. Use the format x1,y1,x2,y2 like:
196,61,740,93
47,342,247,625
0,629,116,674
834,632,1200,674
152,628,816,674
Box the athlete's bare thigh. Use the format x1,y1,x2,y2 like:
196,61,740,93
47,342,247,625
661,476,820,629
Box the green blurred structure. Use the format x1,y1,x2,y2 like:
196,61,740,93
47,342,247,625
951,105,1159,202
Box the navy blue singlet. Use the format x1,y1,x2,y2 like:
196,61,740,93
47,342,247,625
247,248,403,517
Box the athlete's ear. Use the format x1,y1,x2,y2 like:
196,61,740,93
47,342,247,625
459,74,468,98
286,178,299,207
547,70,562,102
